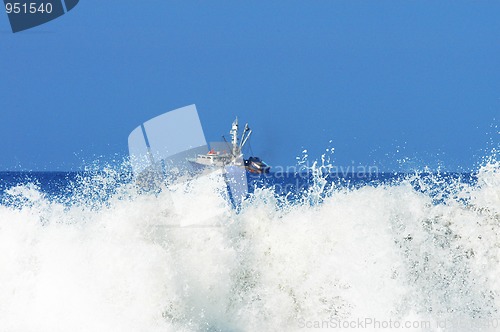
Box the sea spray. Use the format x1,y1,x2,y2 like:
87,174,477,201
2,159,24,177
0,159,499,331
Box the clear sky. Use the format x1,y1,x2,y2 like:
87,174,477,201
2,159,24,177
1,1,499,172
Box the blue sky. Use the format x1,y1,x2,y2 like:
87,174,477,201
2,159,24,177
0,1,499,171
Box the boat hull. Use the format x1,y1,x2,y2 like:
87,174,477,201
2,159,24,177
244,157,270,174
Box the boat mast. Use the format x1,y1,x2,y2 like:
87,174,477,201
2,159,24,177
230,117,240,157
240,124,252,150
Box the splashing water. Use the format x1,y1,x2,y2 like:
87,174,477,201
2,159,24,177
0,158,499,331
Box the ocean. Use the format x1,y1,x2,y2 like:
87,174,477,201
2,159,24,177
0,159,499,331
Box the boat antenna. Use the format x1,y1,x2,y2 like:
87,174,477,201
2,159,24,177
240,124,252,150
239,123,248,148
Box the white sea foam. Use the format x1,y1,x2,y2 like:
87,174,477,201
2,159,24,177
0,161,499,331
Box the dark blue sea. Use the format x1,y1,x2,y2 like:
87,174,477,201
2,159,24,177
0,170,479,204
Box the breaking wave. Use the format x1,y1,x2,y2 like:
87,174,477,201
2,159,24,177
0,157,499,331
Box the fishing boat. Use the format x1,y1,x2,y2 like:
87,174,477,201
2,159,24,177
190,118,270,174
128,104,270,190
